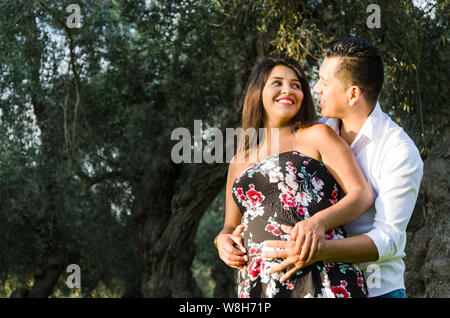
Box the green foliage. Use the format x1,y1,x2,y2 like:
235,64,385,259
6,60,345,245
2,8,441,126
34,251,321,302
0,0,447,297
251,0,449,155
0,0,251,297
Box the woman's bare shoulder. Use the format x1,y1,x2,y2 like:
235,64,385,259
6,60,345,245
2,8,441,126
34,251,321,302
295,124,338,146
229,148,255,176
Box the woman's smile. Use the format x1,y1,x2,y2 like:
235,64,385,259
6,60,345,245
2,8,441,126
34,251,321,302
275,96,296,106
262,64,304,126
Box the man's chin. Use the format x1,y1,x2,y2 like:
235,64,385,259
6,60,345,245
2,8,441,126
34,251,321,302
320,108,329,118
320,108,337,119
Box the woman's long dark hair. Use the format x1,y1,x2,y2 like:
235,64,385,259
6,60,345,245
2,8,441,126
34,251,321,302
237,54,317,155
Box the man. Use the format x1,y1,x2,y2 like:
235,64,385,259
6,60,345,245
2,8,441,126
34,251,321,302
263,37,423,298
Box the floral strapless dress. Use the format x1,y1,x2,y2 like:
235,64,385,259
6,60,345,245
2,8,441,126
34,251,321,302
232,151,369,298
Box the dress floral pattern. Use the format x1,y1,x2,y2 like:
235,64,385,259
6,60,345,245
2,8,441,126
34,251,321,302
232,151,369,298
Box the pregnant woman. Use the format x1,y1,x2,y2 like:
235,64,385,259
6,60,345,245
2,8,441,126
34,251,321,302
215,54,374,298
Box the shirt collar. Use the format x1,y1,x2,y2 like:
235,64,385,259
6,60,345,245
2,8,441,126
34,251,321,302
350,101,383,148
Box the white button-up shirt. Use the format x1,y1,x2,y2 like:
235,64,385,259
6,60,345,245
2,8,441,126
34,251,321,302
321,102,424,297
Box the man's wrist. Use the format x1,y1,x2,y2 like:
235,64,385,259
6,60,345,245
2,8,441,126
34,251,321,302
309,213,328,232
316,239,330,262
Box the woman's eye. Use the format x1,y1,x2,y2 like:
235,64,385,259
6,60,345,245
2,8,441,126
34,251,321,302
272,81,282,86
293,83,301,89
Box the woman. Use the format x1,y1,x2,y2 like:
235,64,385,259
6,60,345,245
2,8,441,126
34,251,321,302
215,54,374,298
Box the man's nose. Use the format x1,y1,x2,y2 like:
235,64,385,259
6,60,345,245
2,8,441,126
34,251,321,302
312,82,320,94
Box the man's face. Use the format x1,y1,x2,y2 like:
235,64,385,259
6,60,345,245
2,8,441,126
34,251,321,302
312,57,349,119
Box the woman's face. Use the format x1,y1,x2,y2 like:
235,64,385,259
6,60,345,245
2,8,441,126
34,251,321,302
262,65,304,127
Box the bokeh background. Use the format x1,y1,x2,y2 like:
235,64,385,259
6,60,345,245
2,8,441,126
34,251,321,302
0,0,448,298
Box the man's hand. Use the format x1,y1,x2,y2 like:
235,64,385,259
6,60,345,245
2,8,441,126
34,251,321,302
262,224,324,283
290,218,325,262
217,224,248,269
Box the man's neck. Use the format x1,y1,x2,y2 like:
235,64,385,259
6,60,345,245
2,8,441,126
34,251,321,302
339,105,374,146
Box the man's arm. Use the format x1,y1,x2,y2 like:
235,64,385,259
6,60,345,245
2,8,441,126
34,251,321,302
319,141,423,264
319,234,378,263
263,141,423,280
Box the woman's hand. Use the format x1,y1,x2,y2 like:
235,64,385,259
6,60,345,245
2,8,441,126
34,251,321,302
217,224,248,269
290,218,325,263
262,224,324,283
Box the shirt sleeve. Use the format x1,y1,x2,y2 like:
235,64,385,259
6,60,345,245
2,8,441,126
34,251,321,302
364,142,424,262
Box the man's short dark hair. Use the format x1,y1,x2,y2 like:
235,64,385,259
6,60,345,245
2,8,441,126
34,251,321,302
323,37,384,106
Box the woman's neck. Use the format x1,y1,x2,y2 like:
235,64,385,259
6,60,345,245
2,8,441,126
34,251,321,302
258,125,293,157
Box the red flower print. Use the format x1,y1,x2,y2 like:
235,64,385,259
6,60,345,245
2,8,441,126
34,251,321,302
357,277,364,287
357,272,363,287
325,229,334,240
265,223,281,236
281,192,296,208
303,161,308,165
287,284,294,290
234,187,247,202
239,291,249,298
297,204,305,215
246,184,264,206
331,286,350,298
332,189,338,199
249,247,261,256
248,257,264,280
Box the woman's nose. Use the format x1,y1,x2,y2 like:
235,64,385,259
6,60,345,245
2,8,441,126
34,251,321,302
281,83,293,95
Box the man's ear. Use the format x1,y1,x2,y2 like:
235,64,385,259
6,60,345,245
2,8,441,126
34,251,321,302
347,86,363,106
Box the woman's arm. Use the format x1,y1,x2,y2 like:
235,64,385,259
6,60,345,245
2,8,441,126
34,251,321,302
310,123,374,230
215,155,248,269
290,124,374,261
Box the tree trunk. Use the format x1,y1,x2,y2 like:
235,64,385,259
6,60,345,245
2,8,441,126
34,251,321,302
21,14,69,297
131,30,267,297
405,128,450,297
133,161,228,297
28,245,66,298
132,160,180,297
